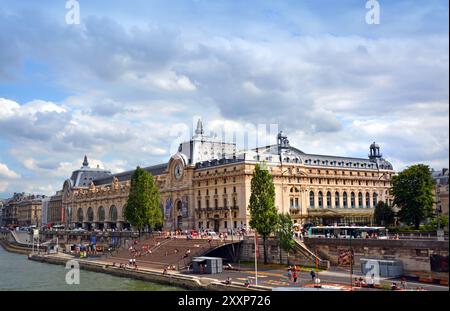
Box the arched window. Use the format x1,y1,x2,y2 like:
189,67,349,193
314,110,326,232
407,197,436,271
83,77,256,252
366,192,370,208
318,191,323,208
351,192,355,208
358,192,363,208
109,205,118,222
326,192,331,208
87,207,94,222
335,192,340,208
373,192,378,207
343,192,348,208
98,206,105,222
309,191,315,208
77,208,84,223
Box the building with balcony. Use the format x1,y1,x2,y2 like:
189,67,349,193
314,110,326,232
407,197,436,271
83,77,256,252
60,120,394,231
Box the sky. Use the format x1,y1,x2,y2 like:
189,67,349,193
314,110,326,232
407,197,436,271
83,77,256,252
0,0,448,198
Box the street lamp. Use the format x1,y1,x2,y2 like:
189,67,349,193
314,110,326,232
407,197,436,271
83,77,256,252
349,229,354,291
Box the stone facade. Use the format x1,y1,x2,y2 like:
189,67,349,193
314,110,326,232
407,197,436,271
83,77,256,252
60,120,395,231
17,195,45,227
432,168,449,217
48,191,63,224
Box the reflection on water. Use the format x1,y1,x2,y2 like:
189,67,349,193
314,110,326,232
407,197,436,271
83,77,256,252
0,247,182,291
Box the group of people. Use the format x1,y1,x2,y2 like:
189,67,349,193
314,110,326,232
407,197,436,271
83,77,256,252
287,268,299,283
391,279,408,290
286,266,322,286
162,265,177,274
111,260,137,270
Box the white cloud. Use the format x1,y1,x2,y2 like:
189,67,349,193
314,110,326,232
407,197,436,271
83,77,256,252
0,6,448,197
0,163,20,179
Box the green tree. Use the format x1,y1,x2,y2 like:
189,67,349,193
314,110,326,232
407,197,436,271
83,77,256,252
373,201,395,226
124,167,163,236
249,164,279,264
392,164,434,229
276,213,296,264
427,215,449,230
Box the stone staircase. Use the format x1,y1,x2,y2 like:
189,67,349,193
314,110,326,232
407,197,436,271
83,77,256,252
292,239,330,269
104,236,229,270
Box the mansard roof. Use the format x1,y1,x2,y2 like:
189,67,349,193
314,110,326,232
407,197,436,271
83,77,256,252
248,144,393,170
93,163,167,186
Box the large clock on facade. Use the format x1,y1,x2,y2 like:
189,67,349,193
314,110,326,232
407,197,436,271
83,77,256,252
174,163,183,180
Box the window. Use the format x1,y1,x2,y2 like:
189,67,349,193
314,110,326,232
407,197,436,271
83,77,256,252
290,198,294,208
206,189,209,195
198,200,201,209
206,221,210,229
224,198,227,208
373,192,378,207
233,197,237,207
351,192,355,208
198,190,201,196
233,212,237,218
206,200,210,208
233,186,236,193
214,199,218,208
366,192,370,208
326,192,331,208
224,188,227,194
234,221,237,228
343,192,348,208
198,222,203,229
309,191,315,208
224,221,228,228
215,188,218,195
335,192,340,208
295,198,299,208
358,192,363,208
318,191,323,208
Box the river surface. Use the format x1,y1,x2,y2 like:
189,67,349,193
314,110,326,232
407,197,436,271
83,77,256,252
0,247,182,291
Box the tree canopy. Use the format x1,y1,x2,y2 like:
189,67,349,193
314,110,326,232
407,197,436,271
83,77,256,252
276,213,295,264
249,164,279,264
391,164,435,229
373,201,395,226
124,167,163,234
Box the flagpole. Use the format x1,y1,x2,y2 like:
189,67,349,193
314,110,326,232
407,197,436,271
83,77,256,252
254,231,258,286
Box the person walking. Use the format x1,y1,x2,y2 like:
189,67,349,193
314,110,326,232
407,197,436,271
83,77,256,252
292,271,298,283
401,278,407,290
310,269,316,282
287,268,293,282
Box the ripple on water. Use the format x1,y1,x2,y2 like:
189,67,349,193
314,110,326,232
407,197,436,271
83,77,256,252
0,247,183,291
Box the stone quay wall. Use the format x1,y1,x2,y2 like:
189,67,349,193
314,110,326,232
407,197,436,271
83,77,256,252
303,237,449,274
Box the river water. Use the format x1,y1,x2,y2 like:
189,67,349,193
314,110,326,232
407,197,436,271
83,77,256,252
0,247,182,291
